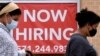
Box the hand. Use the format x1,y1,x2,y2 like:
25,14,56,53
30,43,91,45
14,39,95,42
26,50,33,56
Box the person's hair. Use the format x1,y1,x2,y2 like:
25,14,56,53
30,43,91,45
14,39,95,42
76,9,100,28
0,3,21,17
9,9,21,16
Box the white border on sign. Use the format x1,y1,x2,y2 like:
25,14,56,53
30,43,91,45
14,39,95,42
0,0,80,12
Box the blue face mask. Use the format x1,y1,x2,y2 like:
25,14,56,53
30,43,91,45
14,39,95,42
6,20,18,30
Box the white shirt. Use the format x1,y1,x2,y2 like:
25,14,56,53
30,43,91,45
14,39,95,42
0,23,26,56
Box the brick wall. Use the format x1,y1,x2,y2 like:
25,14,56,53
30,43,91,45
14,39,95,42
81,0,100,56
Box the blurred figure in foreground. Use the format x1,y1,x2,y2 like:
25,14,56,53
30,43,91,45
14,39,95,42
0,2,33,56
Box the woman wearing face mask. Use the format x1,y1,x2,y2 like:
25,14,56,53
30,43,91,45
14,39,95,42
0,2,33,56
65,9,100,56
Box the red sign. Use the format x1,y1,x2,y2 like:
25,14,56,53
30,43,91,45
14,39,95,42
12,3,77,54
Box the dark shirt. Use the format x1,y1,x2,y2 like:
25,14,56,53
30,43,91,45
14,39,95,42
65,34,97,56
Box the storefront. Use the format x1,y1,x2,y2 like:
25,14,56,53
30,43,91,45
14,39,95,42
0,0,80,56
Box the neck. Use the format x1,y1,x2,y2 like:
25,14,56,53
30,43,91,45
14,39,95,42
76,28,88,37
0,18,6,26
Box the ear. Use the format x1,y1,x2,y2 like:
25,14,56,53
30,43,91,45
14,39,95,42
87,23,92,31
4,13,12,20
5,13,10,17
4,13,12,24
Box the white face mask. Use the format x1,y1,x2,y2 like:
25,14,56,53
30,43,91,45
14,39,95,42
6,19,18,30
